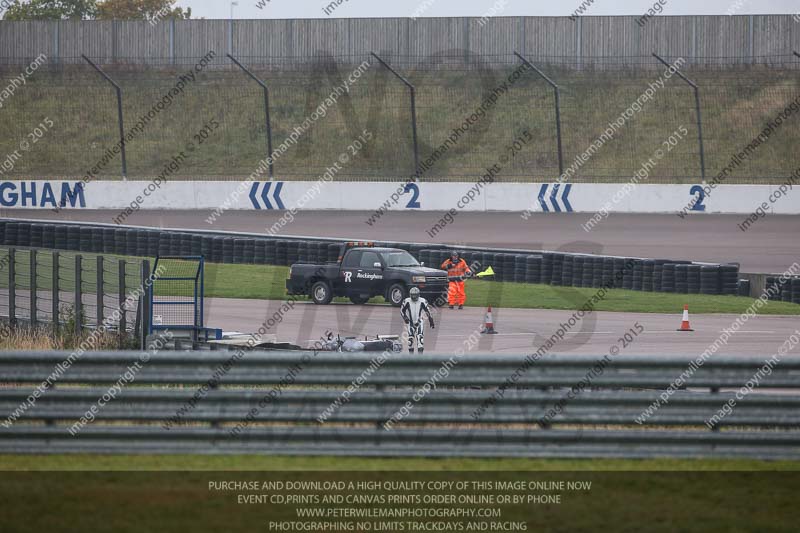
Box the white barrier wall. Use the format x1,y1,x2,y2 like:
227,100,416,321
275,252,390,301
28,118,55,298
1,180,799,215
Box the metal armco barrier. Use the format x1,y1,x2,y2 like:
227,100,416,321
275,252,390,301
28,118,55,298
2,351,800,458
0,219,757,300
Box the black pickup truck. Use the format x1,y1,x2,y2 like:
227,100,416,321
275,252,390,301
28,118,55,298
286,242,449,306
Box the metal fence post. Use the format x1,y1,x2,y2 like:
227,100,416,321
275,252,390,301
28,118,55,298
29,250,37,326
227,53,275,178
75,255,82,337
119,259,127,341
8,249,15,326
370,52,420,179
81,54,128,180
141,259,151,349
514,52,565,179
52,252,59,332
652,52,706,182
96,255,104,329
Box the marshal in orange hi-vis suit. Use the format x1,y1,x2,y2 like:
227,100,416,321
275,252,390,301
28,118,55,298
440,252,471,309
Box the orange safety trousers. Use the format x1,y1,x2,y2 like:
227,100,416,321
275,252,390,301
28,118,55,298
447,280,466,306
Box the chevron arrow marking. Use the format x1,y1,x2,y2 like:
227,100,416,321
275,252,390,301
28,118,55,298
249,182,261,209
273,182,285,209
549,183,562,212
260,182,274,210
561,183,573,212
538,184,549,212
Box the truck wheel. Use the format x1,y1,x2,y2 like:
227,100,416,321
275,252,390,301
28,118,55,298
349,295,370,305
386,283,407,307
310,281,333,305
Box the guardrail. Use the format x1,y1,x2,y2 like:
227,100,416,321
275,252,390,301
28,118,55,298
2,351,799,458
0,219,760,300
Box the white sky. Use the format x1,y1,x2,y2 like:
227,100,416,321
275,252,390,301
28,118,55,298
176,0,800,19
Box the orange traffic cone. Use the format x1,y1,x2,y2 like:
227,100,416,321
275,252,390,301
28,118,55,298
482,306,498,334
677,304,694,332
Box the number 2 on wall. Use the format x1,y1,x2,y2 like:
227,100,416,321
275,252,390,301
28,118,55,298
689,185,707,212
404,183,421,209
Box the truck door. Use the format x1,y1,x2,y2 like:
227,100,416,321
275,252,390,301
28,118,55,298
339,250,362,294
354,250,384,296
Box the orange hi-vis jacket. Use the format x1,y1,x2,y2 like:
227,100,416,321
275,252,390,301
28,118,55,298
441,258,471,280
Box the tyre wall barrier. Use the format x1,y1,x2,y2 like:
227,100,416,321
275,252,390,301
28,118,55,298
0,219,774,301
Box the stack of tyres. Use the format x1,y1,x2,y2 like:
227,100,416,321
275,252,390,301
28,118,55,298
791,278,800,304
114,229,127,255
561,255,574,287
182,234,195,256
29,224,43,248
326,243,339,263
136,231,149,256
276,240,288,265
54,226,68,251
674,264,689,294
91,228,104,253
102,228,115,253
602,258,614,287
212,237,225,263
613,258,627,288
572,256,584,287
550,254,564,285
79,227,93,252
143,232,157,256
4,222,18,246
513,255,527,283
264,239,278,265
631,260,643,291
243,239,256,264
222,238,235,263
720,265,740,296
253,240,267,264
190,234,203,256
0,221,5,243
42,225,55,249
581,257,594,288
494,254,507,282
653,260,668,292
642,260,655,291
526,255,542,284
661,263,676,293
782,278,794,302
687,265,702,294
286,241,299,265
16,223,31,247
296,241,309,263
304,242,318,264
233,239,246,263
158,233,173,256
201,236,214,261
700,265,720,295
504,254,517,282
591,257,604,288
541,253,553,286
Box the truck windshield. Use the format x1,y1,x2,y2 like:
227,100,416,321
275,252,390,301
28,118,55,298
382,251,420,267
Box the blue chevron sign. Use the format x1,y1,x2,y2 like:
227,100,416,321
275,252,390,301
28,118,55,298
249,182,285,210
537,183,573,213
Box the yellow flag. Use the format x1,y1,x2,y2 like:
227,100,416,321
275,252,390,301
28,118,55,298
475,266,495,278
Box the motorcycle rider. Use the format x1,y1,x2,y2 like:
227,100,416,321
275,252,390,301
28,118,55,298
401,287,435,354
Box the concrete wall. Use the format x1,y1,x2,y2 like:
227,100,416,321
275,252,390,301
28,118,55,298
1,180,797,217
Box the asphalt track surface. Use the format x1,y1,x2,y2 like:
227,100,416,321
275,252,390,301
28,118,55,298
204,297,800,357
6,210,798,273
